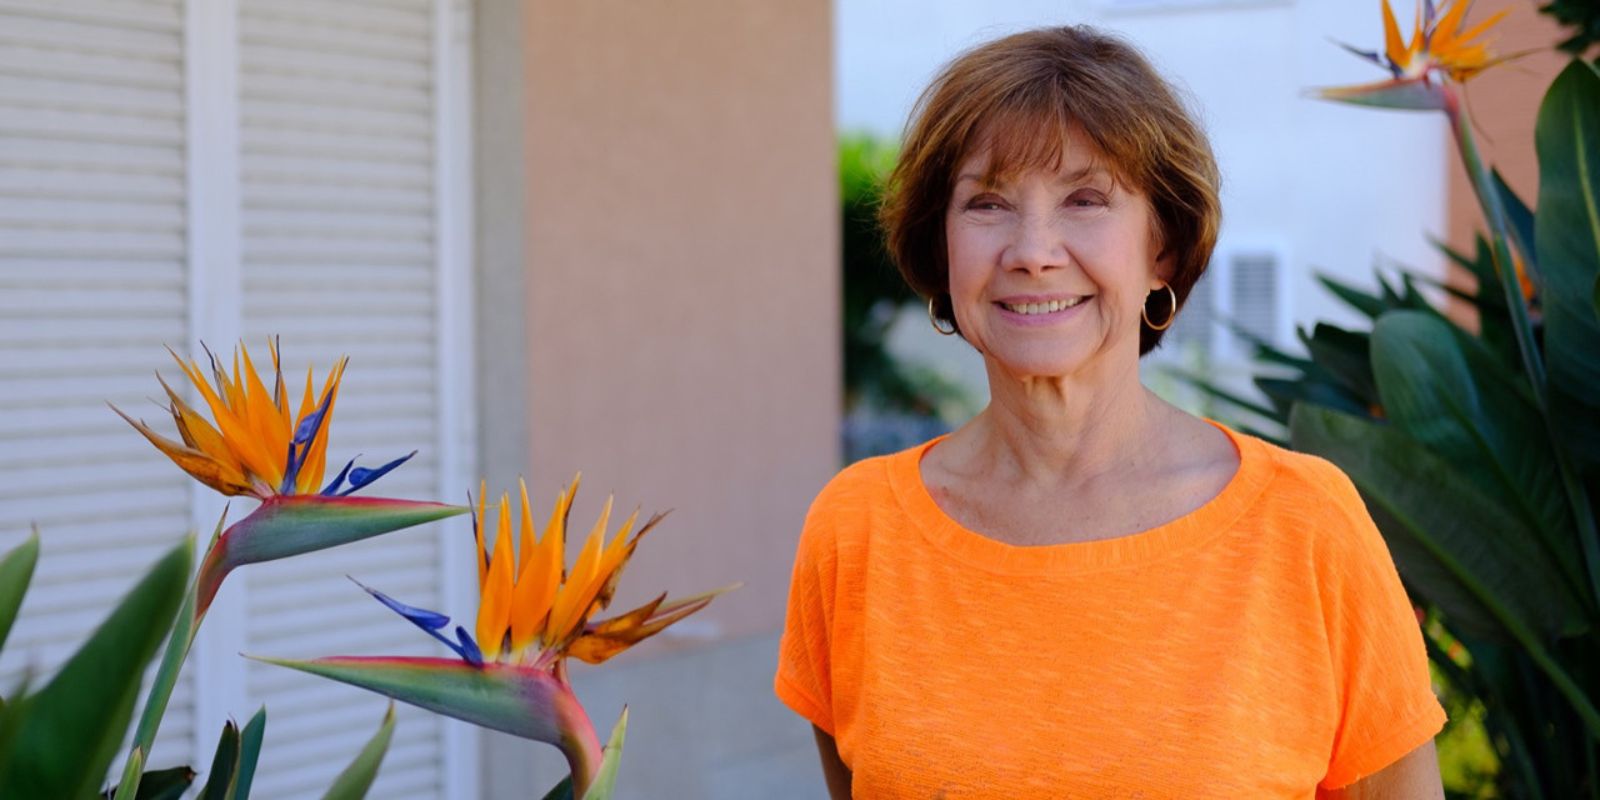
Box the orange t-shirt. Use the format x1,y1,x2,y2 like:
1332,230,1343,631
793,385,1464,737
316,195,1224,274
775,419,1446,798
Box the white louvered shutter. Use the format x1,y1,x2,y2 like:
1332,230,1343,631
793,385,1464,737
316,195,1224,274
1,0,473,796
0,0,198,774
236,1,454,796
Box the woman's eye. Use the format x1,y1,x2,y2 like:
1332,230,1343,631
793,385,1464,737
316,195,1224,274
1068,193,1107,208
966,198,1003,211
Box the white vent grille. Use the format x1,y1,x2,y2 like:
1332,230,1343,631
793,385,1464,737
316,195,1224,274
1165,268,1216,356
1229,250,1280,348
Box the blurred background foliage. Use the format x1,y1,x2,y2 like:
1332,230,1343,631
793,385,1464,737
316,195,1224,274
839,133,976,461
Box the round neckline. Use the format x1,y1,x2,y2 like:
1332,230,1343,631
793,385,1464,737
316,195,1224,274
888,418,1278,575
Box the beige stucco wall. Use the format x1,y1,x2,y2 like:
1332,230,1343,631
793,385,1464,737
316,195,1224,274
477,0,838,796
521,0,838,644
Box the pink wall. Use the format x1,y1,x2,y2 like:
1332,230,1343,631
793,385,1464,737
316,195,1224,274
521,0,839,645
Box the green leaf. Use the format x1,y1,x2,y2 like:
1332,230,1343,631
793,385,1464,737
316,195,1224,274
1491,168,1540,285
538,777,574,800
0,536,192,800
111,748,144,800
1300,323,1377,403
580,707,629,800
101,767,195,800
1535,59,1600,471
320,702,394,800
1226,321,1316,371
1288,405,1589,644
1368,312,1586,605
1315,272,1387,318
123,509,227,794
0,530,39,655
1255,376,1368,420
197,721,239,800
234,707,266,800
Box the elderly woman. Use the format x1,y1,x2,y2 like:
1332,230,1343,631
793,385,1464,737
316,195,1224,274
776,26,1447,799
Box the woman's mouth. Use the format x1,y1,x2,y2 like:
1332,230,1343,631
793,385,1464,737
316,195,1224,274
996,296,1092,315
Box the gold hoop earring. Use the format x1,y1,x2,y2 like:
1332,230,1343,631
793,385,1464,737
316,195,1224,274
1142,282,1178,332
928,297,957,336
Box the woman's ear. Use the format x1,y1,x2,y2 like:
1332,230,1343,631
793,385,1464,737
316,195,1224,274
1151,248,1177,289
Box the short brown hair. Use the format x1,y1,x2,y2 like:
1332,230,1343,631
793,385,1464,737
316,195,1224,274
878,26,1221,355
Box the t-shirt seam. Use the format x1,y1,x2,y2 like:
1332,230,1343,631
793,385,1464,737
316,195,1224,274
774,670,833,733
1321,697,1445,789
897,438,1287,577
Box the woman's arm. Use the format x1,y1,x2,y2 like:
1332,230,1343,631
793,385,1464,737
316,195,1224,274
1321,740,1445,800
813,725,852,799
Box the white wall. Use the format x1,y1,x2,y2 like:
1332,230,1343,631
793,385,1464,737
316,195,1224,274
838,0,1450,405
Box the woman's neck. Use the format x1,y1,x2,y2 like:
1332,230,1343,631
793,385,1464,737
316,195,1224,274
955,357,1161,489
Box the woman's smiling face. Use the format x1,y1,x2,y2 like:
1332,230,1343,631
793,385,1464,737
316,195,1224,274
944,127,1171,381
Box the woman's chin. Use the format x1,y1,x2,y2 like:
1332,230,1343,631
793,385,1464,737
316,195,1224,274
985,346,1096,382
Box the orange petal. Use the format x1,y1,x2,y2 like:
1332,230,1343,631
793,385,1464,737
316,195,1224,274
567,584,738,665
475,493,516,661
155,372,242,474
517,479,536,575
174,351,278,483
113,404,254,496
239,343,290,469
510,491,560,655
294,357,345,494
1382,0,1406,68
1451,9,1506,49
546,496,610,644
591,511,668,615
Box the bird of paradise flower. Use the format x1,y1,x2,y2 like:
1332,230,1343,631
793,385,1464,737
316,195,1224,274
1315,0,1545,372
254,476,736,798
1317,0,1524,114
110,340,466,796
113,340,461,616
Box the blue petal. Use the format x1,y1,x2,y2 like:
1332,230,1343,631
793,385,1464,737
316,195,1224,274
454,626,484,667
337,451,417,496
320,456,358,496
278,440,302,495
279,389,336,494
350,576,450,630
293,393,332,446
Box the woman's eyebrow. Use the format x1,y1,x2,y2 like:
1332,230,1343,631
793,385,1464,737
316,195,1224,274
953,166,1108,187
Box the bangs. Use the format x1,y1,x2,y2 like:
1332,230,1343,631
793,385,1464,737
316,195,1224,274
961,86,1121,189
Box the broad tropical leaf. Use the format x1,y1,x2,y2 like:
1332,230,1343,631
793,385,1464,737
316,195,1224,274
1289,405,1588,642
1369,312,1585,602
320,703,394,800
1535,60,1600,469
0,532,39,655
0,537,191,799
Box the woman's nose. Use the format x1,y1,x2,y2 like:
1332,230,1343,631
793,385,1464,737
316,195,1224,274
1001,215,1065,274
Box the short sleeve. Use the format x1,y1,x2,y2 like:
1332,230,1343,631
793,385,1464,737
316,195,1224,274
1316,464,1448,790
774,493,840,735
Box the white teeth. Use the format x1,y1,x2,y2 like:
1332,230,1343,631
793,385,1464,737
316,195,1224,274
1002,297,1088,314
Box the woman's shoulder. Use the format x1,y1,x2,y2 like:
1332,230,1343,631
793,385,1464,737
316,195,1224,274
799,438,933,543
1218,423,1385,556
1231,427,1365,510
808,448,911,516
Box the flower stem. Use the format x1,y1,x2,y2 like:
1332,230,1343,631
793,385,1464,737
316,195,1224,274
554,660,603,798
